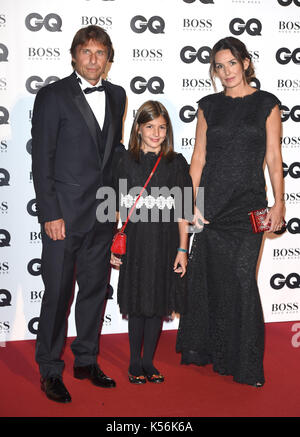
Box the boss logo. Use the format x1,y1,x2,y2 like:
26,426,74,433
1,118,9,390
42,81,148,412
25,76,60,94
279,21,300,31
28,48,60,58
278,0,300,5
284,192,300,203
0,107,9,125
0,289,11,307
179,105,197,123
276,48,300,64
27,258,42,276
278,79,300,89
0,140,7,152
280,105,300,122
0,168,10,186
229,18,262,36
130,76,164,94
182,137,196,148
273,248,300,258
0,44,8,62
0,229,10,247
132,49,163,60
25,13,62,32
182,79,212,88
183,18,213,29
281,136,300,146
270,273,300,290
130,16,165,34
0,321,10,332
272,303,299,313
81,16,112,27
283,162,300,178
30,290,44,302
0,261,9,273
0,201,8,213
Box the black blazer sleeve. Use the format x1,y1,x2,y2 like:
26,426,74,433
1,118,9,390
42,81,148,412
31,86,63,223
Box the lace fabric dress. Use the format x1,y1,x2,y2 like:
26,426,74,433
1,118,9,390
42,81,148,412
113,150,193,318
176,90,281,386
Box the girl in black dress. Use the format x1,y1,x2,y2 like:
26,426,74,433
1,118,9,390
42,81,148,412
111,101,192,384
176,37,285,387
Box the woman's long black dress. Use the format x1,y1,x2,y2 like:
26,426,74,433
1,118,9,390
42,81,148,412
176,90,281,386
113,150,193,318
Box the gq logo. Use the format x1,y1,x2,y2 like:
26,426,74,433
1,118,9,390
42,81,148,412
0,44,8,62
130,76,164,94
0,289,11,307
180,46,212,64
0,168,10,186
0,107,9,125
27,199,38,216
229,18,262,36
286,217,300,234
27,258,42,276
276,48,300,64
283,162,300,178
28,317,39,335
25,13,62,32
280,105,300,122
130,16,165,34
270,273,300,290
183,0,214,3
278,0,300,5
180,105,197,123
0,229,10,247
26,76,60,94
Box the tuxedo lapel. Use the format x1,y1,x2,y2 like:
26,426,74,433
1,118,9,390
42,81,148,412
68,72,102,166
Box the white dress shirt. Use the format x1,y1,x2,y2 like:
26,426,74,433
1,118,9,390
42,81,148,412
76,73,106,130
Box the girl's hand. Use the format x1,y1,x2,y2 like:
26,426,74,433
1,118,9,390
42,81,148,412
173,251,188,277
193,206,209,229
264,202,285,233
110,253,122,268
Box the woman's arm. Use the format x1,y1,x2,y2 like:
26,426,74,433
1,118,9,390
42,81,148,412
265,105,285,232
190,108,209,226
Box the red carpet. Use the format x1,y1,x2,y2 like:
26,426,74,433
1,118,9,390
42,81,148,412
0,322,299,419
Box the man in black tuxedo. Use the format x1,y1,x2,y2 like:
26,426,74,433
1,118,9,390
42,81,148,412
31,25,126,403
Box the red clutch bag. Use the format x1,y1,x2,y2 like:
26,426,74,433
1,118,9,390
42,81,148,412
248,208,286,234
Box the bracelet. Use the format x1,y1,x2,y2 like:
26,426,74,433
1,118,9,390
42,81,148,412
177,248,187,253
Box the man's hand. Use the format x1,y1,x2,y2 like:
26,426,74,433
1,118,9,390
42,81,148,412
44,219,66,240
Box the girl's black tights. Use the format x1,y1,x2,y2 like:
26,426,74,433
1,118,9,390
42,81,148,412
128,315,162,376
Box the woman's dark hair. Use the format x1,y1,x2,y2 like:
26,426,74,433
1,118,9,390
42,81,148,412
70,25,114,68
129,100,175,162
209,36,255,90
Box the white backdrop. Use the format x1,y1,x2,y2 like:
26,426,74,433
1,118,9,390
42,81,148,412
0,0,300,342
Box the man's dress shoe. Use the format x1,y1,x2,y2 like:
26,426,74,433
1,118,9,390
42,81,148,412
40,376,71,403
74,364,116,388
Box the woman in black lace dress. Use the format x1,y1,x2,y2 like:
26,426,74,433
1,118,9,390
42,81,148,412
176,37,285,387
111,101,192,384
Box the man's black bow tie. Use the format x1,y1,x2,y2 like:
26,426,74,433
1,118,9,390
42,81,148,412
84,85,105,94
